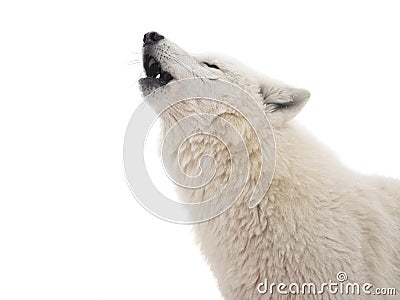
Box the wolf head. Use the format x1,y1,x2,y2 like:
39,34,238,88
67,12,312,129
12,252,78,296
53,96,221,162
139,31,310,127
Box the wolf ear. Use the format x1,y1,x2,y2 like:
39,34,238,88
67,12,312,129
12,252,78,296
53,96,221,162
260,82,310,126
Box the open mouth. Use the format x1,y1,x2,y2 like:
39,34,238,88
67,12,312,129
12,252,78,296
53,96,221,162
143,54,173,87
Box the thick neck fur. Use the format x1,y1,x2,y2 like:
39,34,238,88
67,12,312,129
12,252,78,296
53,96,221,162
164,120,400,299
272,123,351,193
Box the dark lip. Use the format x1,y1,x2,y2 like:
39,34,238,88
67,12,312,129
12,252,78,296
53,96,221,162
142,53,173,87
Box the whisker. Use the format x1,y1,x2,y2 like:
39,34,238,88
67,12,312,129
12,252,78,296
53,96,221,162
128,60,142,65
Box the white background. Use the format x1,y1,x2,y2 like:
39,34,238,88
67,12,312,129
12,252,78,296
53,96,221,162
1,1,399,299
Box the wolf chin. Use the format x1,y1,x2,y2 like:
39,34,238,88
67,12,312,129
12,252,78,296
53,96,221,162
138,32,400,299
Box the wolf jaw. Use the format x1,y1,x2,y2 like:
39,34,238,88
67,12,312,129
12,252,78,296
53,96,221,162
139,32,225,97
140,53,174,94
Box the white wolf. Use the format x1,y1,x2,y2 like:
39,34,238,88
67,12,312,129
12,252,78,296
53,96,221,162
138,32,400,299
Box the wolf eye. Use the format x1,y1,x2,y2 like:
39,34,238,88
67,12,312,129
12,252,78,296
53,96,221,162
203,62,220,70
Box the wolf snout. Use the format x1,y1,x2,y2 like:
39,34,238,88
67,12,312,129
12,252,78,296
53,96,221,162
143,31,164,46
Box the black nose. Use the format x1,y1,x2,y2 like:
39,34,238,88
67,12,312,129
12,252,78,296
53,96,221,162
143,31,164,45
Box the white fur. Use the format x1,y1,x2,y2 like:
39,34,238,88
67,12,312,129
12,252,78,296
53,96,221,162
141,37,400,299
